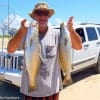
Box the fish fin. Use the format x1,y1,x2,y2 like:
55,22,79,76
63,75,73,86
28,84,37,93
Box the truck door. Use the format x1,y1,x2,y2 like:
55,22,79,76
72,27,98,72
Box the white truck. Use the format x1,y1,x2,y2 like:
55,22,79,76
0,23,100,87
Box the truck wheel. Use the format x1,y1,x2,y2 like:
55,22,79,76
95,55,100,73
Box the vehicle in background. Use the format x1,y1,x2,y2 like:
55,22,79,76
72,23,100,74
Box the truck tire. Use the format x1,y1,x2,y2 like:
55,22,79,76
95,55,100,73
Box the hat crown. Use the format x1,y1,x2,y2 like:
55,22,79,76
35,2,48,9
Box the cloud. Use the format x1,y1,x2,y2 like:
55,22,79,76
55,18,62,25
0,14,26,35
1,14,63,29
48,18,62,26
2,14,26,29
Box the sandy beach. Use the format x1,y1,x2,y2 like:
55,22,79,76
60,74,100,100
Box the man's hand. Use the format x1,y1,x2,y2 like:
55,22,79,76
20,19,28,35
67,16,74,32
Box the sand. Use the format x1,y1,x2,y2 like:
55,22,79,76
59,74,100,100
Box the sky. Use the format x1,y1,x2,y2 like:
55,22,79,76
0,0,100,29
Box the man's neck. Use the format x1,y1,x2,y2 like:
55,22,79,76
39,26,48,34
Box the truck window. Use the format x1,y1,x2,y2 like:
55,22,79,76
86,27,98,41
75,28,85,42
97,27,100,36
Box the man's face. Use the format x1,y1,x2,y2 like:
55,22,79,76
34,10,50,26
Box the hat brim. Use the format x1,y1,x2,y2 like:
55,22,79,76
29,9,54,19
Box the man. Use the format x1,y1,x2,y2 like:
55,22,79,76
7,2,82,100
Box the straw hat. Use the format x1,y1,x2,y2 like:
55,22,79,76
29,2,55,19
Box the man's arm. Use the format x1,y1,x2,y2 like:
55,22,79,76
7,19,28,53
67,17,82,50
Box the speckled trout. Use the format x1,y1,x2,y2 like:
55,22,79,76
59,23,73,85
25,23,40,92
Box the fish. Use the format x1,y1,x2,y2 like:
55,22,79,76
59,23,73,85
24,23,40,92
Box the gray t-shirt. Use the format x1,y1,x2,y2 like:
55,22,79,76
20,27,63,97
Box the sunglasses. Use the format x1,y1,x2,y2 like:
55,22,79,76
35,10,49,16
